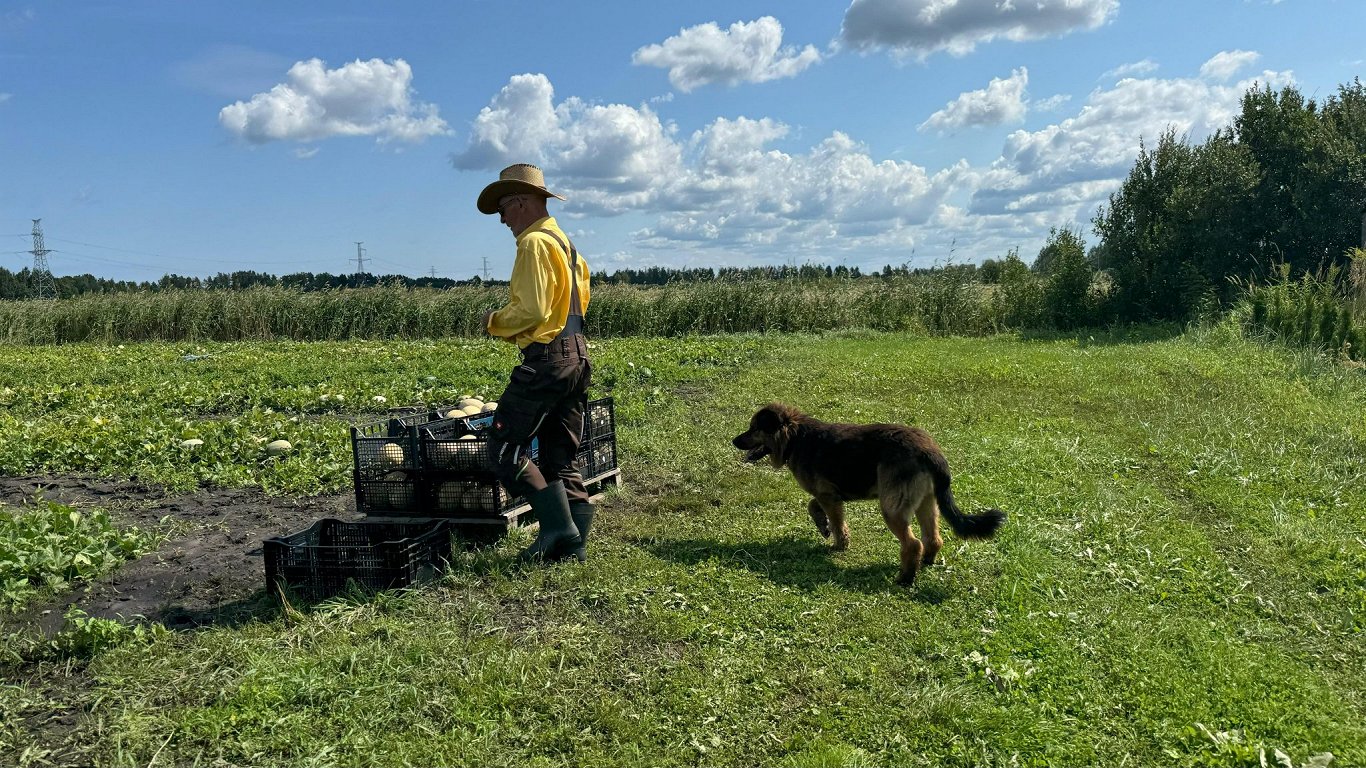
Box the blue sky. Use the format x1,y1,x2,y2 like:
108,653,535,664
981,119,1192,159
2,1,1362,282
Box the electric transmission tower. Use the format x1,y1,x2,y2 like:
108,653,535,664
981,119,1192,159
29,219,58,300
353,241,368,275
482,256,491,281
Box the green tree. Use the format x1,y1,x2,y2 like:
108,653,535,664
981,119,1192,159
1037,227,1095,329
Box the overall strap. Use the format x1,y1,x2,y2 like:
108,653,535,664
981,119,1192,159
539,229,583,318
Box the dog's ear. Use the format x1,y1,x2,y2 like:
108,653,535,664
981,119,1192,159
753,403,787,433
761,404,798,468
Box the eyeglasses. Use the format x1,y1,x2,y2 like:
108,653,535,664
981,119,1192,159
497,197,523,217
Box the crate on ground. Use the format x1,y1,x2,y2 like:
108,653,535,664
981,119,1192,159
264,518,451,601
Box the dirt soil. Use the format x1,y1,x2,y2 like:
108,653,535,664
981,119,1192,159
0,474,360,637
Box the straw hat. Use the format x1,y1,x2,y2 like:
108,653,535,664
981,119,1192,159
476,163,566,214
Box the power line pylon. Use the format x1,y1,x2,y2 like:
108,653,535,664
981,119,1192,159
29,219,57,300
353,242,368,275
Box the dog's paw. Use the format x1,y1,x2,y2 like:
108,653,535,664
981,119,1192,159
806,507,831,537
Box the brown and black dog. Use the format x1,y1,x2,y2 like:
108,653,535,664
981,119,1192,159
732,403,1006,585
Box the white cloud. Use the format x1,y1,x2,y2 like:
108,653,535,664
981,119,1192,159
919,67,1029,133
449,73,682,209
218,58,450,145
452,64,1295,269
1034,93,1072,112
632,16,821,92
969,68,1295,218
0,93,11,105
1101,59,1159,81
452,74,967,259
1200,50,1261,81
840,0,1118,58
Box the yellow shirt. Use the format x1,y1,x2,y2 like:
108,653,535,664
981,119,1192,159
486,216,592,349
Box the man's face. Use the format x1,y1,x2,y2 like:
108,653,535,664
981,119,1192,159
496,194,533,236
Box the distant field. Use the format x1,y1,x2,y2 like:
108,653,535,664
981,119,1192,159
2,328,1364,767
0,277,1001,344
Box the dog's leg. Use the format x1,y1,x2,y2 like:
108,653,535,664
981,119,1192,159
914,486,943,567
817,497,851,551
880,494,923,585
806,498,832,539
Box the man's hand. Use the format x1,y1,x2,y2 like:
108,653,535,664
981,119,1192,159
482,309,495,335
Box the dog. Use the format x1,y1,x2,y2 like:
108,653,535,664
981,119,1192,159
732,403,1006,585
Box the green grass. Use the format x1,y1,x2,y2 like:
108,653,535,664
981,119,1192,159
2,329,1364,766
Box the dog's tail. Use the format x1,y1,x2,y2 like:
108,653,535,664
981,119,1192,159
930,457,1006,539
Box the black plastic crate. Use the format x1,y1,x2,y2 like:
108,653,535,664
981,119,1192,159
264,518,451,600
419,421,493,473
351,420,419,479
584,397,615,442
576,434,618,480
424,473,525,516
354,472,422,513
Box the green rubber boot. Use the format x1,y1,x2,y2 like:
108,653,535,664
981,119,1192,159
552,501,595,563
517,482,580,563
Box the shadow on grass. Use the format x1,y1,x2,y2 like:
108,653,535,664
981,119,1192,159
630,534,955,603
158,591,283,630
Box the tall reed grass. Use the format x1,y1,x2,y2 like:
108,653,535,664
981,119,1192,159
0,276,1001,344
1239,253,1366,362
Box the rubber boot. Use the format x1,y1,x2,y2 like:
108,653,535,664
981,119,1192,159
552,501,595,563
518,481,580,563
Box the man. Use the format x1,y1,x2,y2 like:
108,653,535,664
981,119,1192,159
477,163,594,563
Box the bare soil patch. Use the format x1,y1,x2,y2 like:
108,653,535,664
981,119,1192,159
0,474,360,636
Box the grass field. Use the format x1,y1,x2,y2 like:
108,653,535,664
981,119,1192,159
2,327,1364,767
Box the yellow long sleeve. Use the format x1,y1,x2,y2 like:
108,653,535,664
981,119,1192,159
486,217,591,348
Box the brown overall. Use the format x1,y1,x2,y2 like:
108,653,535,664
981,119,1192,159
486,231,592,505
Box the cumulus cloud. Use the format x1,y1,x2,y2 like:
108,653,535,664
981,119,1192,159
969,67,1295,217
453,63,1295,268
1200,50,1261,81
840,0,1118,58
919,67,1029,133
449,73,682,210
219,58,450,145
1102,59,1159,81
632,16,821,92
452,73,968,259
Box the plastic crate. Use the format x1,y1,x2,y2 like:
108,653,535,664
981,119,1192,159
424,474,526,516
576,434,618,480
351,420,419,477
584,398,615,441
351,395,617,519
264,518,451,600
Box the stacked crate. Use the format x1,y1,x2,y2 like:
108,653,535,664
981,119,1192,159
351,397,620,537
265,397,620,600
